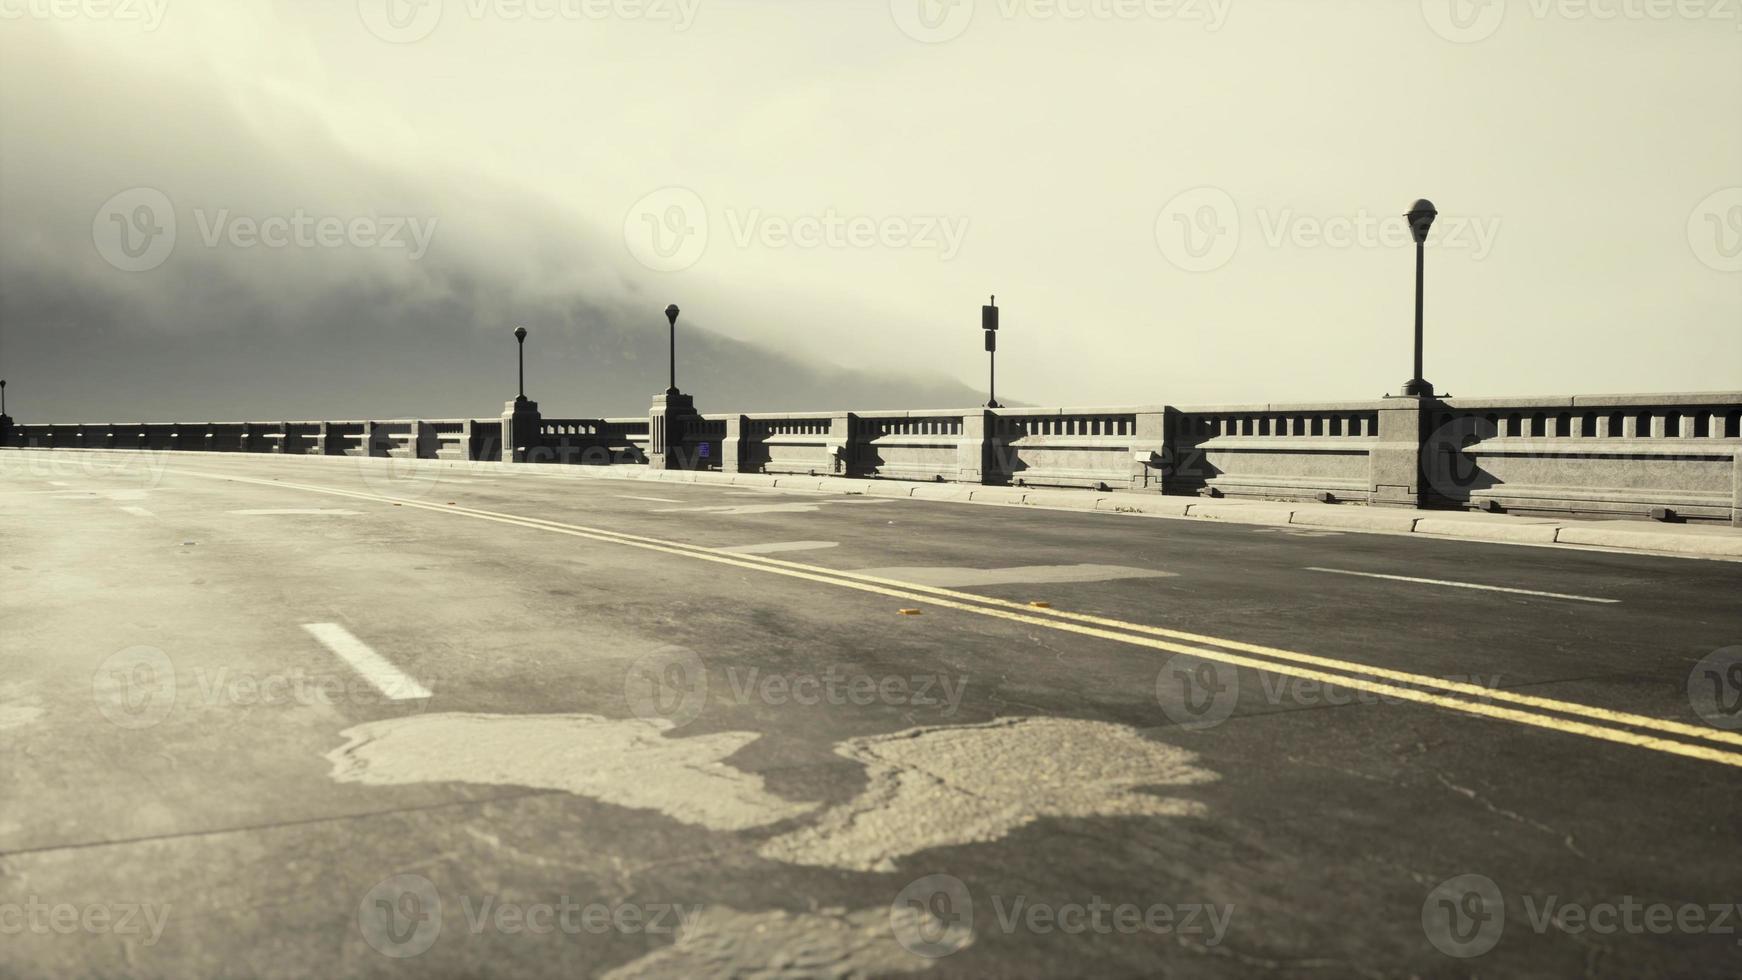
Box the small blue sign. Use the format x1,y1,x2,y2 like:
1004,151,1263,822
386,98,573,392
698,443,711,459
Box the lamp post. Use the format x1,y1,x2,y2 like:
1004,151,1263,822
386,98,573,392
982,296,1000,409
1,379,6,415
1400,199,1437,398
665,304,681,395
514,326,528,403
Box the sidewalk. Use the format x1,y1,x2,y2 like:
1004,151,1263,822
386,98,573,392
611,465,1742,560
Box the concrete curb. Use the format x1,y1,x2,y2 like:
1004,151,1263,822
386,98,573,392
7,447,1741,561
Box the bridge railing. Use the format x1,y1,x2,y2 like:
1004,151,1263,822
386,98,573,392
1166,401,1386,503
6,390,1737,524
1423,394,1742,522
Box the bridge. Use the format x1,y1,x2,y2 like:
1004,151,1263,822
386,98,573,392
2,387,1741,977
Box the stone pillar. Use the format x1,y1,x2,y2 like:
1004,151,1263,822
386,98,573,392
501,399,541,464
1131,410,1166,491
648,392,699,470
1732,448,1741,528
958,410,992,485
721,415,748,474
826,412,855,476
1370,397,1428,508
413,420,436,460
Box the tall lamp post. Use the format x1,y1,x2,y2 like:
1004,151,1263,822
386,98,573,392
1400,199,1437,398
1,379,7,416
982,296,1000,409
665,304,681,395
513,326,529,403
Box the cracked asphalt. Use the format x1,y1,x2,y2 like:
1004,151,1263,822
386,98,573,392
2,448,1740,978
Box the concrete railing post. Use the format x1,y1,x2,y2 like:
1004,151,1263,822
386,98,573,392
721,415,748,474
1732,448,1741,528
958,410,992,485
827,412,855,476
501,400,541,464
1132,410,1166,491
1370,396,1428,508
413,420,435,460
648,392,699,470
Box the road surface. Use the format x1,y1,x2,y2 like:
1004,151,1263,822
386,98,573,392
2,448,1739,978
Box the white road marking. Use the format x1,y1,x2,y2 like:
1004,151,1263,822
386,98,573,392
118,506,155,518
47,481,70,487
617,494,683,503
301,623,432,700
229,509,362,516
1304,567,1619,604
720,541,839,555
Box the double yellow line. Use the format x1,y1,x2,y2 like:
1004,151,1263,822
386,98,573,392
185,468,1742,769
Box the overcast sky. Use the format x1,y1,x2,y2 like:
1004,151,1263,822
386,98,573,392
2,1,1738,419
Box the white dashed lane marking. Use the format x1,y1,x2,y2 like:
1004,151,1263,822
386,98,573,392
229,509,362,516
301,623,432,700
118,506,155,518
1304,567,1619,604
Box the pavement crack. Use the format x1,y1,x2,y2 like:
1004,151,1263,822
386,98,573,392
1433,772,1587,858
